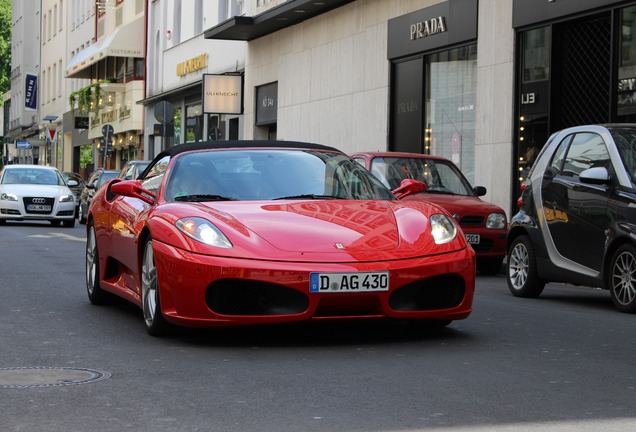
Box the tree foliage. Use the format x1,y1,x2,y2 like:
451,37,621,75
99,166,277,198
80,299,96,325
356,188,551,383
0,0,10,94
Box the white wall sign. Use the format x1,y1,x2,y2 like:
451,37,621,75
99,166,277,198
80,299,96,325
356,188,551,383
202,74,243,114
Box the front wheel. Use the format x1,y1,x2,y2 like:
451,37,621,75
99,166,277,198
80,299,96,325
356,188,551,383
78,203,87,224
609,244,636,313
141,239,169,336
86,223,109,304
506,235,545,298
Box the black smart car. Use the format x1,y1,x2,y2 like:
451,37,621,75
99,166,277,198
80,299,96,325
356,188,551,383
507,124,636,313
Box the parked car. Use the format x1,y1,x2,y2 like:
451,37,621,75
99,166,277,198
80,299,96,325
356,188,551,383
119,160,150,180
507,124,636,313
86,140,476,336
351,152,507,274
78,169,119,224
0,165,76,227
62,171,86,218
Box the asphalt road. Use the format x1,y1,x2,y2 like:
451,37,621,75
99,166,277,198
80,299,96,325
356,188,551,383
1,221,635,431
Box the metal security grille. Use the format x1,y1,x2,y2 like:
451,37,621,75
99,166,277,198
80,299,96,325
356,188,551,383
556,15,611,127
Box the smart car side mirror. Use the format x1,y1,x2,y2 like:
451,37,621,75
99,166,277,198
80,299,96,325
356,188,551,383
579,167,610,185
110,180,156,204
392,178,427,200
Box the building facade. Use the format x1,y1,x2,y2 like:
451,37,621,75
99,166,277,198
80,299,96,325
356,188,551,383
141,0,246,160
9,0,42,164
202,0,636,215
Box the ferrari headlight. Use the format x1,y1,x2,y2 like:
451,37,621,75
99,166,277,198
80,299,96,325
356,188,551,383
176,217,233,248
60,194,74,203
430,214,457,244
0,193,17,201
486,213,507,229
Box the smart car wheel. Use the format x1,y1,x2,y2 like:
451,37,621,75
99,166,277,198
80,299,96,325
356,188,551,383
141,238,169,336
86,223,109,304
507,235,545,298
609,244,636,313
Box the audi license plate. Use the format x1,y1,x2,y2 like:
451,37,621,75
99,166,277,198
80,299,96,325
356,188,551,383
310,272,389,293
465,234,480,244
27,204,52,212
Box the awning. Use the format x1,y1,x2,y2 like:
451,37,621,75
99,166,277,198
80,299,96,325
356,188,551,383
204,0,354,41
66,16,144,79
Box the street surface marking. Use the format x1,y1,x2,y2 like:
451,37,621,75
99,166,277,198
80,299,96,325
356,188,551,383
28,232,85,242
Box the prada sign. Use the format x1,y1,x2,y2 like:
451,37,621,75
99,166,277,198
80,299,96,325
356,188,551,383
388,0,477,60
410,16,447,41
202,74,243,114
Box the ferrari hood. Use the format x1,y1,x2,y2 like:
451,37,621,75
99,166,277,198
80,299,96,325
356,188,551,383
219,200,402,253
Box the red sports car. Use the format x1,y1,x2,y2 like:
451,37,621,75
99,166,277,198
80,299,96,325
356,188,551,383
351,152,507,275
86,141,475,336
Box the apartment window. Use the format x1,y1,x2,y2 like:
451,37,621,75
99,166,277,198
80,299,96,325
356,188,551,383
52,63,57,100
59,60,63,97
54,5,58,35
43,14,47,44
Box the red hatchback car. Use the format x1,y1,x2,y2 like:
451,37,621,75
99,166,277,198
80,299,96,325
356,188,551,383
351,152,507,275
86,141,475,336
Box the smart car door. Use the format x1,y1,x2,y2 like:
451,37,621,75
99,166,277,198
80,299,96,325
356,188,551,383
542,132,610,272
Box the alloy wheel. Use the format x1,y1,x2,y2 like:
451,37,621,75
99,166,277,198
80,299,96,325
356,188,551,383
611,249,636,308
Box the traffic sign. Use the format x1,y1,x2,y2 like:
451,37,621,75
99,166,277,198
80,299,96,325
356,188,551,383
16,141,32,149
102,124,114,138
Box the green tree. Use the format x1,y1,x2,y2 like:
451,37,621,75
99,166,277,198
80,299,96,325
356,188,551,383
0,0,10,94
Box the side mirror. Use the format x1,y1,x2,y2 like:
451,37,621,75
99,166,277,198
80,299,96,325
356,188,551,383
473,186,487,196
579,166,610,185
67,180,78,187
392,178,427,200
110,180,156,205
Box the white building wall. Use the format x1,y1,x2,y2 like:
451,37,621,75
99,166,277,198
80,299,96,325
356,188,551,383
243,0,514,212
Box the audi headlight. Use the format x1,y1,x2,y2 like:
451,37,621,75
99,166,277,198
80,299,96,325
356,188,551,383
430,214,458,244
176,217,233,248
60,194,74,203
0,193,17,201
486,213,507,229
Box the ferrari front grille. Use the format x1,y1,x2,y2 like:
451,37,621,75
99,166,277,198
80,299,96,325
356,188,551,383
388,274,465,311
206,280,309,316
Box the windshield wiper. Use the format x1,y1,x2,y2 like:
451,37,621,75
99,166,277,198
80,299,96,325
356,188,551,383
174,194,237,202
273,194,347,200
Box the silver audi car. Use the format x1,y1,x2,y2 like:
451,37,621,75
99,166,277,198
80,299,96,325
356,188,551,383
0,165,76,227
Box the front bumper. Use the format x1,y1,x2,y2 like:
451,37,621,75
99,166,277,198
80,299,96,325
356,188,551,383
150,240,476,328
0,197,75,221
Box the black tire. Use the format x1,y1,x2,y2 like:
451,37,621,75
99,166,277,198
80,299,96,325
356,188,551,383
63,219,75,228
477,258,504,275
506,235,545,298
86,222,109,304
141,238,170,336
78,203,87,225
609,244,636,313
50,220,61,227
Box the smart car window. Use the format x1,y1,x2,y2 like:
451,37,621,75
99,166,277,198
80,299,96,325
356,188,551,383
549,136,570,174
562,133,610,179
611,129,636,183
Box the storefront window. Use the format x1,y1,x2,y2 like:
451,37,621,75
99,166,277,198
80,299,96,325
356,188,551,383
425,44,477,183
185,103,203,143
174,107,182,144
619,6,636,119
518,26,550,188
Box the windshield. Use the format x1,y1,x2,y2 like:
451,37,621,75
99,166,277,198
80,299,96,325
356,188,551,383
1,168,65,186
164,149,395,202
369,156,475,195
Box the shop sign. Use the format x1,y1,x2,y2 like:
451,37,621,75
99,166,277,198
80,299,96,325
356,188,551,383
25,73,38,110
410,17,447,41
202,74,242,114
176,54,208,77
256,82,278,125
